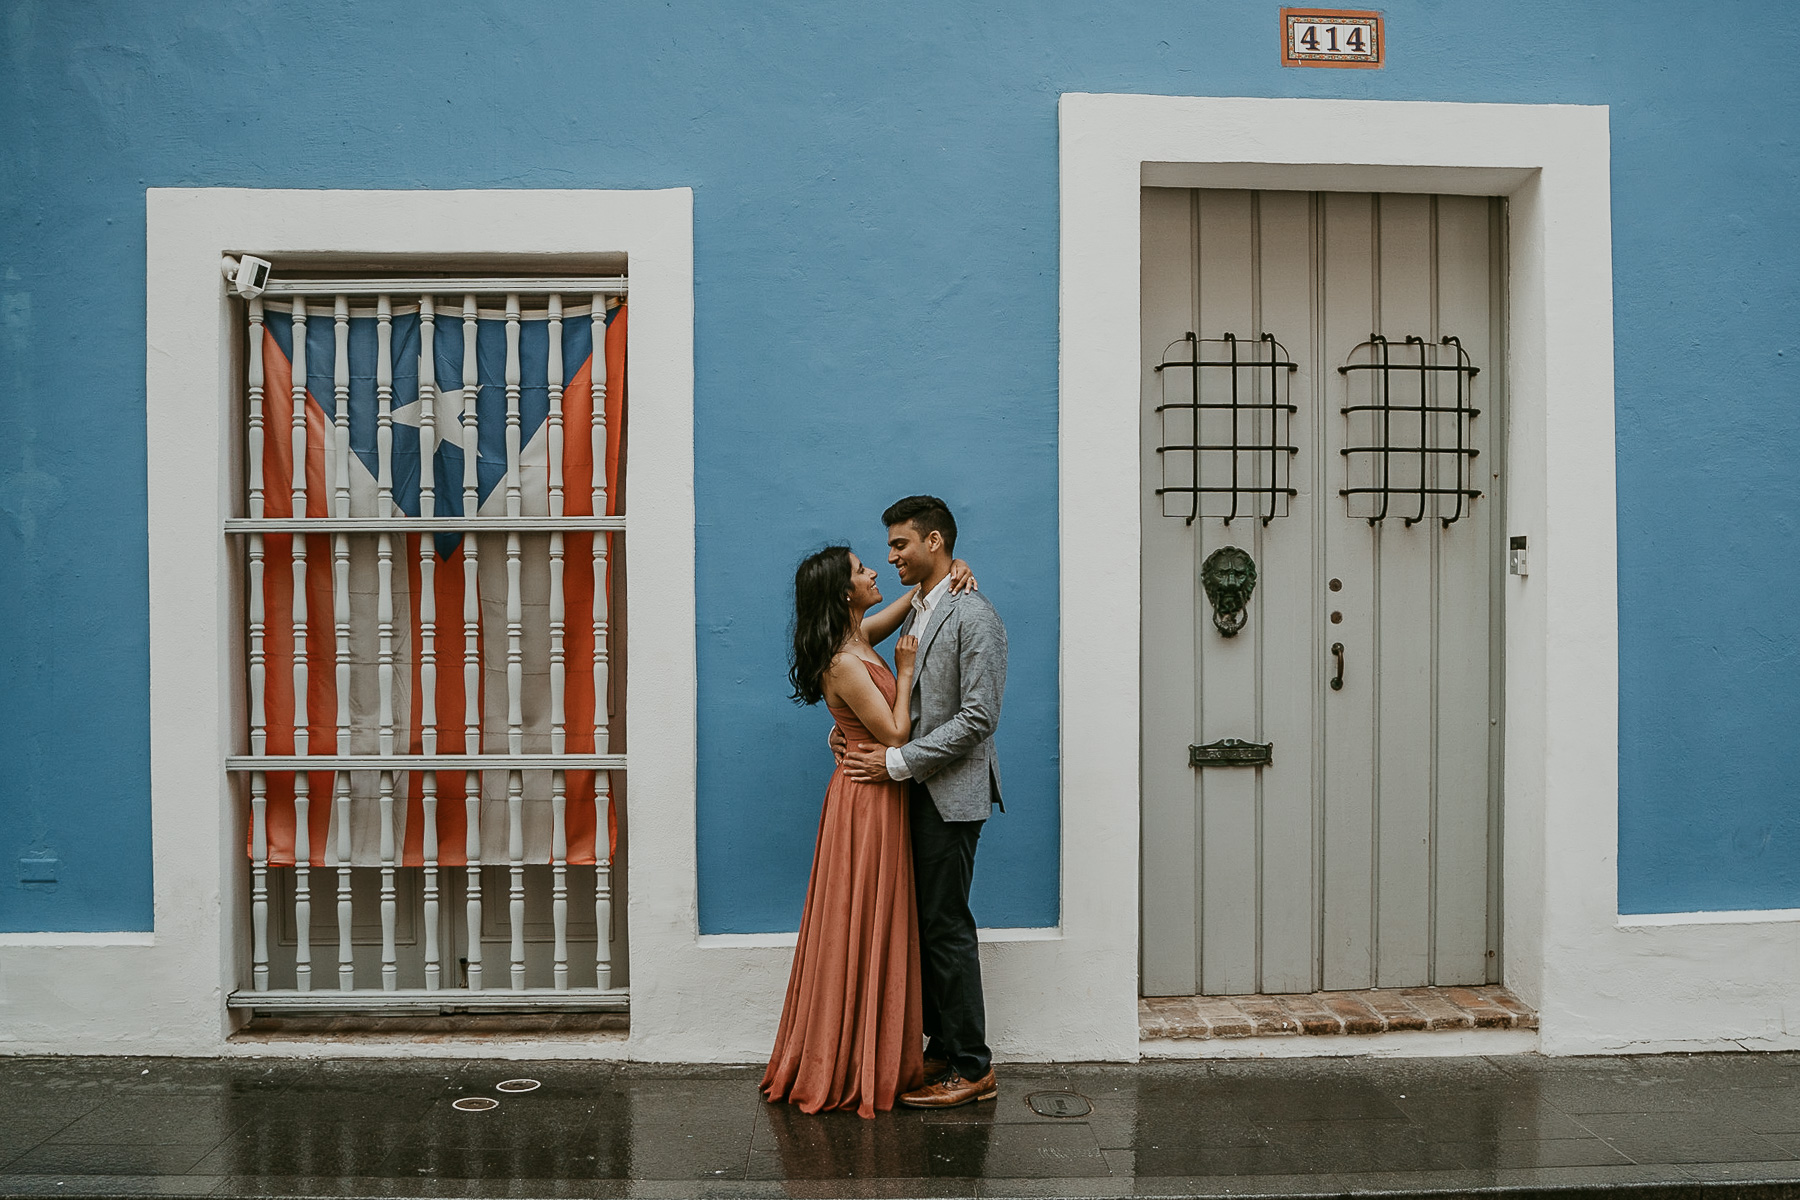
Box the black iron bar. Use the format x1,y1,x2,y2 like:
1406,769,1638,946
1339,446,1477,456
1407,335,1429,527
1159,360,1301,371
1374,335,1391,525
1264,333,1280,524
1162,444,1302,453
1162,486,1301,496
1187,332,1200,524
1157,402,1298,413
1339,363,1480,375
1341,487,1481,497
1443,336,1468,527
1225,333,1241,525
1341,403,1479,416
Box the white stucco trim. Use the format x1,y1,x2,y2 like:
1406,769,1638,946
0,189,695,1057
1054,94,1793,1059
1620,909,1800,927
0,933,157,947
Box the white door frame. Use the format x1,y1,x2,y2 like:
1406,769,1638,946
1059,95,1622,1054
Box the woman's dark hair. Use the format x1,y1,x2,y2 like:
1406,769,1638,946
789,545,854,705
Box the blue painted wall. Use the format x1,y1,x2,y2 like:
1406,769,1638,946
1,1,1794,931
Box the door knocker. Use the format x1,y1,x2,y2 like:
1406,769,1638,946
1201,546,1257,638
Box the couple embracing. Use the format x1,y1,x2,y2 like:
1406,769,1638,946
761,495,1008,1119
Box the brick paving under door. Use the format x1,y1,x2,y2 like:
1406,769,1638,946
1140,985,1536,1040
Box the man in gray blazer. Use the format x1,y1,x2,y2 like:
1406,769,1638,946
844,495,1007,1108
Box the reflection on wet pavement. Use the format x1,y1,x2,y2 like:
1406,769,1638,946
3,1052,1800,1196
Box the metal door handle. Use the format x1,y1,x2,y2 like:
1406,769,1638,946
1330,642,1344,691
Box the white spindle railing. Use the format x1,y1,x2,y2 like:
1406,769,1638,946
289,297,314,994
333,298,352,515
592,294,614,992
375,295,398,991
596,779,613,990
335,755,353,991
460,293,484,993
331,294,354,993
418,296,442,992
591,295,611,757
504,295,528,990
547,295,570,990
230,283,626,1012
294,775,312,992
247,297,269,993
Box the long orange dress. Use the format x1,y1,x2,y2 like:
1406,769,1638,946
761,656,925,1118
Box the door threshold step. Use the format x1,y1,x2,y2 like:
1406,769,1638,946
1141,985,1536,1040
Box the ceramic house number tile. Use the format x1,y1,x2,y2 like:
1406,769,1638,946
1281,8,1384,68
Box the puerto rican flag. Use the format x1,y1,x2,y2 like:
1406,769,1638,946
252,299,625,869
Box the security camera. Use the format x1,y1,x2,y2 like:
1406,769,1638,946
221,254,273,299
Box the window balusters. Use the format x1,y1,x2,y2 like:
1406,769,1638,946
231,282,626,1006
293,778,312,993
461,293,484,993
289,298,315,994
503,294,527,991
247,296,269,993
592,293,615,993
417,294,443,992
375,296,399,991
591,295,611,756
596,781,613,990
330,294,355,992
548,295,570,991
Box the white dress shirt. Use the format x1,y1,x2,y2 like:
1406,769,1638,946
886,573,953,781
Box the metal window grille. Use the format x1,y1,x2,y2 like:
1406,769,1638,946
1154,332,1299,526
1338,334,1482,527
226,273,629,1013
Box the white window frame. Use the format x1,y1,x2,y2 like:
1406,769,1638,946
131,188,695,1054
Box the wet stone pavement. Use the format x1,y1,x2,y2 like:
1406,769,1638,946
4,1052,1800,1199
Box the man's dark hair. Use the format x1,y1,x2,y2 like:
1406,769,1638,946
882,495,957,555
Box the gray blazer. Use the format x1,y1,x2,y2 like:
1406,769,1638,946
896,588,1008,822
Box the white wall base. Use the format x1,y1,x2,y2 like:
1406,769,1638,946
1536,913,1800,1055
221,1035,631,1061
0,941,228,1055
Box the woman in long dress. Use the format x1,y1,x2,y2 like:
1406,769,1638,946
761,544,971,1118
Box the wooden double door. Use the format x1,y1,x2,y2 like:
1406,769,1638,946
1139,188,1506,996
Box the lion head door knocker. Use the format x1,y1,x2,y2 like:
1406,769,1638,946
1200,546,1257,638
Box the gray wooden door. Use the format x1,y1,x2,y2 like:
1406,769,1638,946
1139,189,1505,996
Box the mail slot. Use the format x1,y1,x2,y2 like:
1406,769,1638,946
1188,739,1273,767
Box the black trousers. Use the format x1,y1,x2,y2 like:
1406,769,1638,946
909,782,990,1080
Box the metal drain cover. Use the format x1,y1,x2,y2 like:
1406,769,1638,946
495,1079,541,1093
1026,1090,1092,1118
452,1096,499,1112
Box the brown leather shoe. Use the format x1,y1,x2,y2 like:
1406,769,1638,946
900,1068,998,1108
922,1055,952,1083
